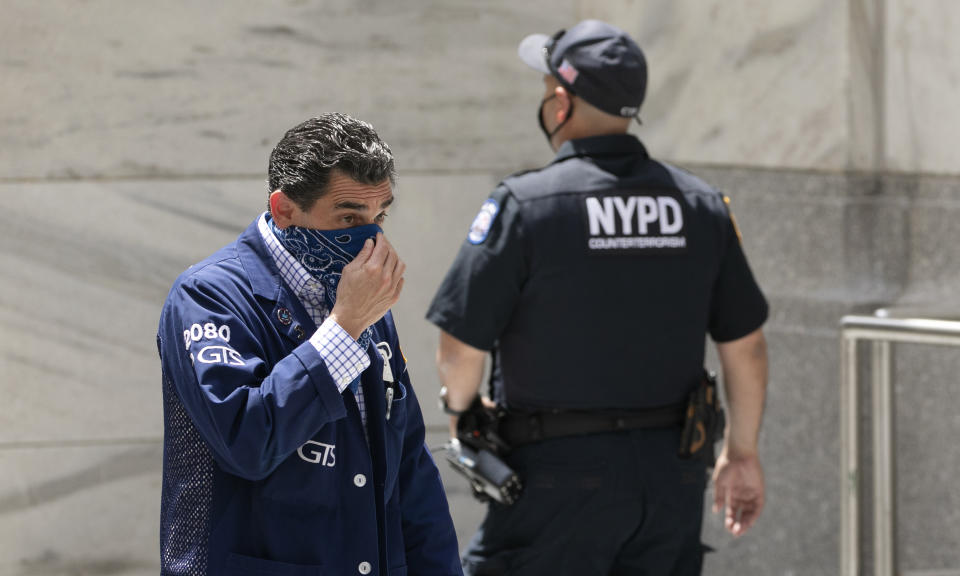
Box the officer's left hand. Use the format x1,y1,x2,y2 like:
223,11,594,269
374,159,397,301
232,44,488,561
711,447,765,537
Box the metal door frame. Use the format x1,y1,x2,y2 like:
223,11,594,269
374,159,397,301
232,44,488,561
840,314,960,576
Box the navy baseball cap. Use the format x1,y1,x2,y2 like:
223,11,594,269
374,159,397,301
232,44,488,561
518,20,647,118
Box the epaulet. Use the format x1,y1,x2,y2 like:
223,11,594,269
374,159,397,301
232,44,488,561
498,166,557,202
500,166,545,188
658,160,720,198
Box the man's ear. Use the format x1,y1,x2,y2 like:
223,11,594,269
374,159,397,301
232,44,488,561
554,86,573,124
269,191,297,229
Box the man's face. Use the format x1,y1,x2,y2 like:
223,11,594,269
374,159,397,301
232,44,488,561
291,171,394,230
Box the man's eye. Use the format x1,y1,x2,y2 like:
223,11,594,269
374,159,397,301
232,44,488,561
375,213,388,224
342,215,354,224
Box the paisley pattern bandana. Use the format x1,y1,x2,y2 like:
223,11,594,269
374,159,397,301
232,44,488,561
268,216,382,353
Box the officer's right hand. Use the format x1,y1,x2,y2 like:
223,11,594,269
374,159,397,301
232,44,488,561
329,232,405,340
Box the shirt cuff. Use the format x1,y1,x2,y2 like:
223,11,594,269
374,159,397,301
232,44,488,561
311,318,371,393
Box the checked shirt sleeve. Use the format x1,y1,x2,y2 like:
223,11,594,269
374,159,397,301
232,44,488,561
311,317,371,393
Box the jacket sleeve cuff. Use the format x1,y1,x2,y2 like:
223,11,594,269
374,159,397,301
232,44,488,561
310,317,371,392
288,340,348,422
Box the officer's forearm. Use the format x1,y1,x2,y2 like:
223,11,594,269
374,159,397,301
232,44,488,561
715,328,768,458
436,331,486,436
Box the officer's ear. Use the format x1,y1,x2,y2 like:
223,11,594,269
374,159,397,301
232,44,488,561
553,86,574,124
269,190,298,229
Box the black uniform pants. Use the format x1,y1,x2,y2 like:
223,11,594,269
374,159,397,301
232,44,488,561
461,427,708,576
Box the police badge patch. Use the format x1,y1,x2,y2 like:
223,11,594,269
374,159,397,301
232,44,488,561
468,198,499,244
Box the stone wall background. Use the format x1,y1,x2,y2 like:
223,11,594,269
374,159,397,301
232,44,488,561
2,1,958,574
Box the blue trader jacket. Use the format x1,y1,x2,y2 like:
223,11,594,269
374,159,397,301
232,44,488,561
157,219,462,576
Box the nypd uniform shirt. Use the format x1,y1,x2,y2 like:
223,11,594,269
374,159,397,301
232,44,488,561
426,134,768,412
157,218,462,576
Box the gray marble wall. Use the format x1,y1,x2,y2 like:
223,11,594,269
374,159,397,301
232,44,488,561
586,0,960,175
2,1,959,575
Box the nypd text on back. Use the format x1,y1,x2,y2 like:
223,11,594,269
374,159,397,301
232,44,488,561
583,192,687,253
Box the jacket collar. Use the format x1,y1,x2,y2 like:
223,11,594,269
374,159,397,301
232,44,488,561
237,215,284,301
552,133,649,165
236,215,317,345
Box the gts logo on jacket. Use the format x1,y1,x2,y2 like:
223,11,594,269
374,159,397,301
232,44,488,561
298,441,336,467
583,193,687,253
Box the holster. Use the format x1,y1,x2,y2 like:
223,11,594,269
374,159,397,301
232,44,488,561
446,397,523,505
678,371,726,466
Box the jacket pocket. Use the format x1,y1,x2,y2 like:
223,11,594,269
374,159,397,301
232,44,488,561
382,380,408,495
258,435,340,509
385,380,408,428
225,552,325,575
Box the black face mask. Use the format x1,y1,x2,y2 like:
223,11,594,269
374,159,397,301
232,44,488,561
537,94,574,148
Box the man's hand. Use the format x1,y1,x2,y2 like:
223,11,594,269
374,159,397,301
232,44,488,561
713,327,767,537
712,447,765,537
329,233,405,340
436,332,487,437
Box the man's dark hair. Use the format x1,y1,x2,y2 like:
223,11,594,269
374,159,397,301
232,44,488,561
267,113,396,211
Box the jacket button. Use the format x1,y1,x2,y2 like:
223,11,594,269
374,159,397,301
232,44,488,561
358,561,372,574
354,474,367,488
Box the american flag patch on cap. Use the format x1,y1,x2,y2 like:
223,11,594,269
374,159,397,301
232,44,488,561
558,59,579,84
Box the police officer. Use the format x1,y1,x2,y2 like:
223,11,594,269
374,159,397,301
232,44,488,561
427,20,769,575
157,113,462,575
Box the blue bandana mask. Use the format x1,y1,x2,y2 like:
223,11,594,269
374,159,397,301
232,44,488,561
268,216,382,353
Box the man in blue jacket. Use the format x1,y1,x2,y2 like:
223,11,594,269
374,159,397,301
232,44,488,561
157,113,462,576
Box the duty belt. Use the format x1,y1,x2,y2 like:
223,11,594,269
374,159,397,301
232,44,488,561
498,403,686,446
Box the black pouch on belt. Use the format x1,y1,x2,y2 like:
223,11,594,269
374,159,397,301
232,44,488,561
678,370,726,466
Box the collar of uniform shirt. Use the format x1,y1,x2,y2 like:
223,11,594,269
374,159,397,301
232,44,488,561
553,133,649,163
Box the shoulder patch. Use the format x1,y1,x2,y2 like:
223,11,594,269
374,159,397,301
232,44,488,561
468,198,500,245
